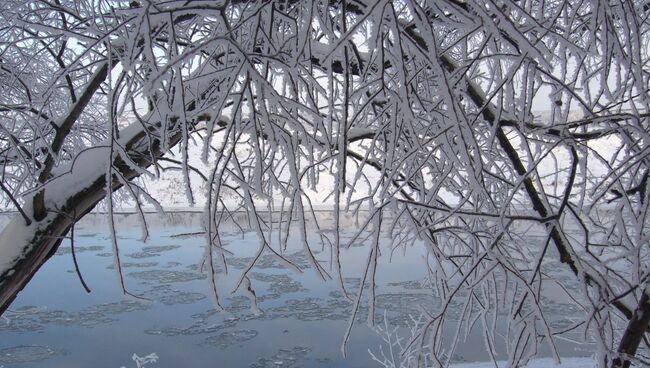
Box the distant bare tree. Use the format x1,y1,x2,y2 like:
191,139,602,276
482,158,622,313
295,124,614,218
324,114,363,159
0,1,648,366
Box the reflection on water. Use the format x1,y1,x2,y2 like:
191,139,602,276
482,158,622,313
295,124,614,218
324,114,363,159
0,212,593,367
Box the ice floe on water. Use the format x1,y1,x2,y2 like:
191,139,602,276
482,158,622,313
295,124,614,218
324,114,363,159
146,284,207,306
202,329,259,348
386,280,429,290
56,245,105,255
0,300,149,332
128,269,206,284
249,346,311,368
126,245,181,259
144,315,237,337
249,272,307,300
106,261,158,270
265,297,352,321
0,345,62,364
226,252,311,270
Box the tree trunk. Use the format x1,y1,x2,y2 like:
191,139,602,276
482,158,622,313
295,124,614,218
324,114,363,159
612,288,650,368
0,120,188,315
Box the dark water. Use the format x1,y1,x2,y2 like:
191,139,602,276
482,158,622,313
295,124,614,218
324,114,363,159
0,212,592,367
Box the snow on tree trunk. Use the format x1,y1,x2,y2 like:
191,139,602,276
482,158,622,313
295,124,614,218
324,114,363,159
0,118,193,313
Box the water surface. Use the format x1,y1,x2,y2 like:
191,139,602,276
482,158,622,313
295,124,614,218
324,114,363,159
0,212,593,367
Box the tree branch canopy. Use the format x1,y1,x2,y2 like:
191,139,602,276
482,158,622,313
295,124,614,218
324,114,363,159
0,1,649,366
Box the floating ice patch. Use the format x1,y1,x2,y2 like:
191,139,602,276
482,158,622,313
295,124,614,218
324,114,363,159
0,345,62,364
250,272,307,300
107,262,158,270
144,315,237,337
386,280,428,290
250,346,311,368
128,270,206,283
202,329,259,348
0,300,149,332
56,245,105,256
158,291,206,305
265,297,351,321
127,245,181,259
226,253,311,271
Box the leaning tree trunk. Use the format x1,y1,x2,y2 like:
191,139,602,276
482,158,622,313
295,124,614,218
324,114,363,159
612,288,650,368
0,119,191,315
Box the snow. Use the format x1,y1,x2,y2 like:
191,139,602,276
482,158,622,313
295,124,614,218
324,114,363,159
0,120,151,280
0,1,648,365
0,215,37,278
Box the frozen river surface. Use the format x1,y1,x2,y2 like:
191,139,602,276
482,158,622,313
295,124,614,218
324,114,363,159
0,212,594,367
